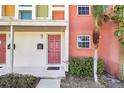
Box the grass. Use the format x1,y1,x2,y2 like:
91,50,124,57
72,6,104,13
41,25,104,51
0,73,40,88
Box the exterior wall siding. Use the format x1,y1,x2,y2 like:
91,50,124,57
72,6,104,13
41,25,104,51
99,21,120,78
69,5,94,57
0,31,65,67
69,5,120,78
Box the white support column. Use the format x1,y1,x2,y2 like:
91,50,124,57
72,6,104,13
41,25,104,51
10,25,14,73
15,5,19,19
49,5,52,20
32,5,36,20
64,5,69,71
0,5,2,19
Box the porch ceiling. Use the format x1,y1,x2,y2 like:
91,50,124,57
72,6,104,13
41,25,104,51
0,20,66,32
0,26,66,32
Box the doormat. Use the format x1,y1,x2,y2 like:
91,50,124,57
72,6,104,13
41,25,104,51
47,67,60,70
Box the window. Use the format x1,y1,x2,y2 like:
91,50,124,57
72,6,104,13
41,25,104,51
19,11,32,19
77,35,90,48
78,5,90,15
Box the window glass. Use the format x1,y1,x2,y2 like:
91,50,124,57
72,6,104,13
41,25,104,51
78,5,90,15
77,35,90,48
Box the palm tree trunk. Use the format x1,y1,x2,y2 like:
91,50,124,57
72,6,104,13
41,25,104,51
93,48,98,83
93,18,99,83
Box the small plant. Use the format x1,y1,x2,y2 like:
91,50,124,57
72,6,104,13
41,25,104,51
69,57,104,77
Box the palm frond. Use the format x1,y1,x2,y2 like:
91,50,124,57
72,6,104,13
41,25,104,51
92,5,105,26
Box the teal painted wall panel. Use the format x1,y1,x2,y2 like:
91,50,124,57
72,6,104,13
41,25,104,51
19,11,32,19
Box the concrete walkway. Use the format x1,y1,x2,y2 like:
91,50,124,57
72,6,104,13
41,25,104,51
0,67,65,78
36,79,61,88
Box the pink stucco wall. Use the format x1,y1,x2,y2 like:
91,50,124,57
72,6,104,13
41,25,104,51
69,5,94,57
69,5,120,78
99,21,120,77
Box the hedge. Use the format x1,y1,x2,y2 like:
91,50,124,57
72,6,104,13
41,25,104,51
69,57,104,77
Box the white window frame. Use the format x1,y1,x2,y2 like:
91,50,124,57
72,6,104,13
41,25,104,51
77,5,91,16
15,5,36,20
15,5,52,20
0,5,2,18
77,35,91,49
19,5,32,7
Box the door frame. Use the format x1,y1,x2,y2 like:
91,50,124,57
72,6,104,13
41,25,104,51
0,34,6,66
46,34,62,66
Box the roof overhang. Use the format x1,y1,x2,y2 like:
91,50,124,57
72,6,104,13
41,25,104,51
0,20,67,27
0,20,67,32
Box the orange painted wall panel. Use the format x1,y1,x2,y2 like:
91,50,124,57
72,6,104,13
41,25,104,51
4,5,15,16
52,11,64,20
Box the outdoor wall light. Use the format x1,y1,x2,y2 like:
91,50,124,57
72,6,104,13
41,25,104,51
37,43,44,49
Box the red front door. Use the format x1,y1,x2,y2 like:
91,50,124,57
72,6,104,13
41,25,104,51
48,35,61,64
0,34,6,64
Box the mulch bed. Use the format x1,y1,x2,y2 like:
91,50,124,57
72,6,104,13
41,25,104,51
99,73,124,88
61,73,105,88
61,72,124,88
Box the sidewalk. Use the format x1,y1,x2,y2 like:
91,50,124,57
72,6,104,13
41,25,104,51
36,79,61,88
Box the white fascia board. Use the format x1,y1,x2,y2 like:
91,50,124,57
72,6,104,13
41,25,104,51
52,7,65,11
18,7,33,11
0,5,2,18
0,20,67,26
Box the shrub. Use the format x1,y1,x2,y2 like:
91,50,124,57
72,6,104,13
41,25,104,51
0,74,40,88
69,57,104,77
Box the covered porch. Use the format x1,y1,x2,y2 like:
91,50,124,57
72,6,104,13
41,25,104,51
0,20,68,78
